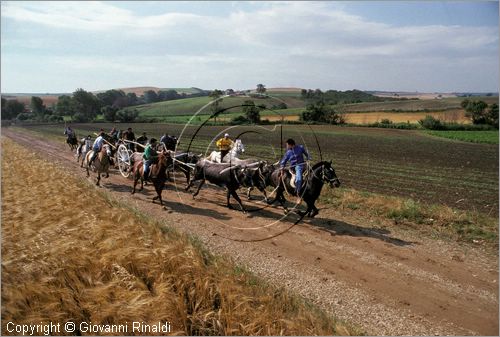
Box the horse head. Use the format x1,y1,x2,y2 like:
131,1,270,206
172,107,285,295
102,144,112,157
313,161,341,188
231,139,245,157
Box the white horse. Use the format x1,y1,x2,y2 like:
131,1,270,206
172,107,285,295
76,137,93,167
207,138,245,163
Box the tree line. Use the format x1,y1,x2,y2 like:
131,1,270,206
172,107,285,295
1,87,209,123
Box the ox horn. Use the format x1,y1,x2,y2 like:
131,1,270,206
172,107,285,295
219,164,241,174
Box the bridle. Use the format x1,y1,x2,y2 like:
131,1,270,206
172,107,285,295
313,164,339,185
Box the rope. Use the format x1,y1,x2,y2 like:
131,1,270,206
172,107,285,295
214,211,306,242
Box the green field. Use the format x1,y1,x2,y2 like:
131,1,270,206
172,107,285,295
133,95,305,121
425,130,499,144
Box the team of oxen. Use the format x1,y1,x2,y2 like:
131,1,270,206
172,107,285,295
70,134,341,218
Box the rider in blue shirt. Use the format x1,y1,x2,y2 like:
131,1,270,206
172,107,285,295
88,131,106,167
280,138,310,202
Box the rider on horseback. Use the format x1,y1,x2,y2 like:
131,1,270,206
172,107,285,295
143,138,159,180
88,131,106,167
216,133,234,161
64,125,75,139
280,138,310,204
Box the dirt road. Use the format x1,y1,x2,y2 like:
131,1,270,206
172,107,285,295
3,128,498,335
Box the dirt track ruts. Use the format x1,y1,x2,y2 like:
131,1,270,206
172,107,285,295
2,128,498,336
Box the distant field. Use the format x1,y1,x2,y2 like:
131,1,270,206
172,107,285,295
135,95,306,119
342,96,498,113
344,110,469,124
424,130,499,144
2,94,60,106
16,123,498,215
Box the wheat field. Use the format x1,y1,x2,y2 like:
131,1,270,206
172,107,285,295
1,137,354,336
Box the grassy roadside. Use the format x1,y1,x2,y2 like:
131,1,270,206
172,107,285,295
321,188,498,249
1,137,359,336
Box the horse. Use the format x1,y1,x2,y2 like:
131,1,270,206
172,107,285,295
207,138,245,163
66,135,78,151
269,161,341,217
84,144,112,186
76,137,93,167
131,151,171,206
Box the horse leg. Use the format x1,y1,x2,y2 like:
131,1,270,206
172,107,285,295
247,187,253,200
154,183,163,205
96,172,101,186
230,189,246,213
226,189,234,209
309,203,319,218
277,190,289,213
132,172,139,194
193,180,205,198
259,187,269,203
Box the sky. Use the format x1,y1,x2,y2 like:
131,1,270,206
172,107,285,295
1,1,498,93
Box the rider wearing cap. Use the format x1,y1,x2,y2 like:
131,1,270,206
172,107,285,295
143,138,159,180
216,133,234,161
88,131,106,167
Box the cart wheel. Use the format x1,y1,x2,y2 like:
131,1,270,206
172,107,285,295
117,144,132,178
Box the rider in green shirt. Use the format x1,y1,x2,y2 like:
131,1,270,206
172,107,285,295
143,138,158,179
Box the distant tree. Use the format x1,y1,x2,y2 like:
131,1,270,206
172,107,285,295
487,103,498,128
301,101,345,124
158,89,181,101
256,84,266,94
209,89,224,118
144,90,159,103
242,100,261,123
102,106,118,122
2,99,25,120
116,108,139,122
96,89,126,107
72,88,101,122
126,92,138,105
31,96,46,118
419,115,444,130
462,99,489,124
55,95,75,116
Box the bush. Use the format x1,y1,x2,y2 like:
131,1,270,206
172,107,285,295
16,113,36,121
363,121,418,129
271,102,288,110
380,119,393,125
230,115,250,125
72,112,91,123
419,115,444,130
46,115,64,123
116,109,139,122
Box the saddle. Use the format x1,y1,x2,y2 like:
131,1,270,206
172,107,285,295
288,167,309,189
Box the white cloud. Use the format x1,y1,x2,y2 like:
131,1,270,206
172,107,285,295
1,1,497,92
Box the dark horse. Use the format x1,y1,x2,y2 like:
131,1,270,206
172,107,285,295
269,161,341,218
131,151,171,206
66,135,78,151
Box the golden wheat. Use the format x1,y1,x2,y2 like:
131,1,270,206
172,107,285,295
1,138,355,336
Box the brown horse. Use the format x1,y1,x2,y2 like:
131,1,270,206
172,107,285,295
84,144,112,186
131,151,170,205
